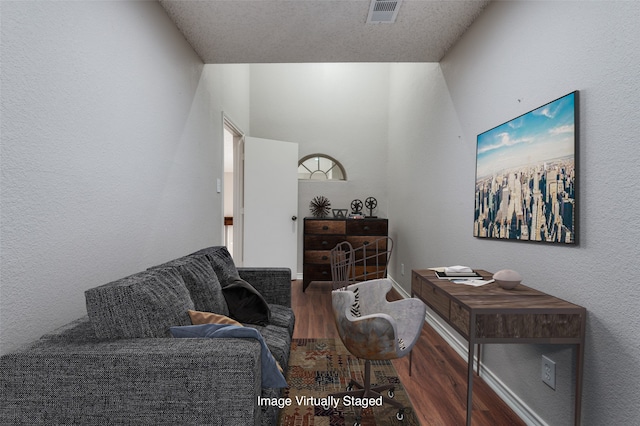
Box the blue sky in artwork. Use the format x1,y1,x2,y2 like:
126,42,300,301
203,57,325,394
476,92,575,179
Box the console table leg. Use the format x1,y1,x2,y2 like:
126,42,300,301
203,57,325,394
574,341,585,425
467,341,474,426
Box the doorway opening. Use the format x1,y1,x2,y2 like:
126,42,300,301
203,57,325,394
223,115,245,265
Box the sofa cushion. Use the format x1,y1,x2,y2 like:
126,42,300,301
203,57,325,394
85,268,194,339
188,309,242,327
245,323,292,371
150,254,229,316
189,246,239,287
267,304,295,336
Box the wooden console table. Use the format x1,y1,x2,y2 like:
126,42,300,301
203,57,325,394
411,269,586,426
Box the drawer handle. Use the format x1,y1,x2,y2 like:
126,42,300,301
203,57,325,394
322,241,328,246
363,241,370,246
322,225,329,230
322,271,328,275
364,226,370,231
322,256,328,260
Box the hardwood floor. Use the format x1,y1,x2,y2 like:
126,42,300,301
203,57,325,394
291,280,526,426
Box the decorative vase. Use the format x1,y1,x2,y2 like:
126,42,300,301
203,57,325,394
493,269,522,290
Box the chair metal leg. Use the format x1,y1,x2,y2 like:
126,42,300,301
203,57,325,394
329,359,406,412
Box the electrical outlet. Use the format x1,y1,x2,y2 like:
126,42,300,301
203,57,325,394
541,355,556,390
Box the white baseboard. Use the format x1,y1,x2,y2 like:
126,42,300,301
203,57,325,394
387,275,547,426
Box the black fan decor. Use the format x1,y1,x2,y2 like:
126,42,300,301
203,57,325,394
365,196,378,218
351,199,363,215
310,196,331,218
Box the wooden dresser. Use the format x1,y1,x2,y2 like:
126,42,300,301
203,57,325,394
302,217,388,291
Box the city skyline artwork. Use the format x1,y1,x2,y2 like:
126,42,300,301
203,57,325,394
474,91,577,244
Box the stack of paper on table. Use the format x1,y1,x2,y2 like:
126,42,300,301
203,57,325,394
432,265,482,279
444,265,474,274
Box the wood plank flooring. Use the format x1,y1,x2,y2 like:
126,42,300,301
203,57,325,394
291,280,526,426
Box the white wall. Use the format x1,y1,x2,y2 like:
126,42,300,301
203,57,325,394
206,64,251,134
248,63,391,273
387,62,469,282
389,2,640,425
0,1,231,354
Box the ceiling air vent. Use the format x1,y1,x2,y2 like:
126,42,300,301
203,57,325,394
366,0,403,24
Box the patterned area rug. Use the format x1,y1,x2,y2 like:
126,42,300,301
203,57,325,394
278,338,419,426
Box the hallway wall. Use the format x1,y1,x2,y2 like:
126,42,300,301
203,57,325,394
387,2,640,424
1,1,222,354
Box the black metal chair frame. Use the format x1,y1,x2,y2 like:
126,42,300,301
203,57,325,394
329,237,393,290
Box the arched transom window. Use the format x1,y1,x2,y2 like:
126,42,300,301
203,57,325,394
298,154,347,181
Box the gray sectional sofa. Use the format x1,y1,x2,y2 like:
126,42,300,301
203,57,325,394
0,246,294,425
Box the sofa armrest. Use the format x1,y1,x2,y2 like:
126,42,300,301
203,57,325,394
238,267,292,307
1,337,262,425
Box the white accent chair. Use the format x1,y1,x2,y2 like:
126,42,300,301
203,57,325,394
330,278,426,424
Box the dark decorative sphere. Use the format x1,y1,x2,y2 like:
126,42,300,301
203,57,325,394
310,196,331,217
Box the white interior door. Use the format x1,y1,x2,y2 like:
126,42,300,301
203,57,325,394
243,136,298,278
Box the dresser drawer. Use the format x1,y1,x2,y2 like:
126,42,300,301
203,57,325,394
351,251,387,264
347,236,388,249
304,264,332,281
353,265,387,281
346,220,388,235
304,250,332,264
305,220,346,234
304,235,346,250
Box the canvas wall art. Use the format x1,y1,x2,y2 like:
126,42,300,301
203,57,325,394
474,91,578,244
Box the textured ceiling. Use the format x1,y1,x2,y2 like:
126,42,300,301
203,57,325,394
159,0,490,63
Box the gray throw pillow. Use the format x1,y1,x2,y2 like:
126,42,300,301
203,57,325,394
189,246,239,287
152,254,229,316
85,268,194,339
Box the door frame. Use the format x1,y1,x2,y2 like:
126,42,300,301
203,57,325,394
223,113,245,265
